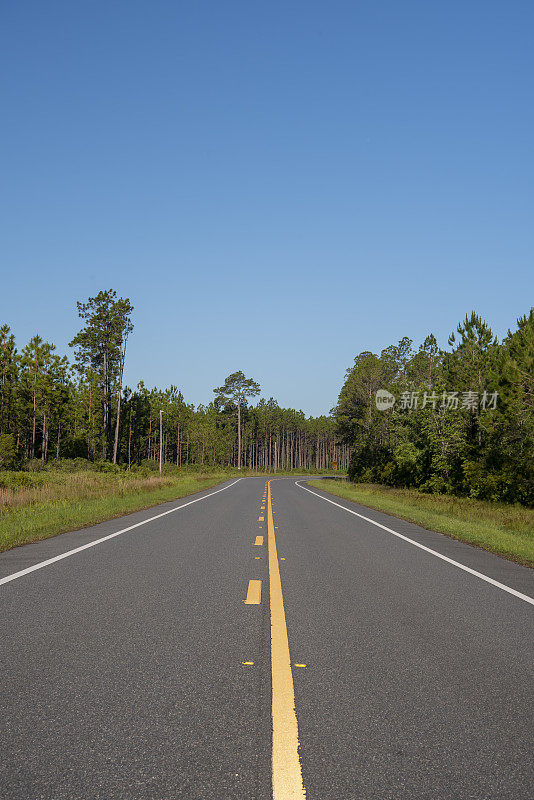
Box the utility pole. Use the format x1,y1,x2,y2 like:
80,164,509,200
159,409,163,476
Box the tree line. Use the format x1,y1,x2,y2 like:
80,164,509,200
3,290,530,502
0,290,346,473
334,309,534,505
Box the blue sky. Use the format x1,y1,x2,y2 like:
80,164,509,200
1,1,532,416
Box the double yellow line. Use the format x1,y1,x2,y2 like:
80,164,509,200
267,480,306,799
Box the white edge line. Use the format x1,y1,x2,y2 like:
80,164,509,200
0,478,243,587
295,481,534,607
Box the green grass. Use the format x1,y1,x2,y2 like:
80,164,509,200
0,470,239,552
307,480,534,567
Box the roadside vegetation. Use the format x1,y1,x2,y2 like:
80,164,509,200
334,309,533,506
308,480,534,567
0,463,237,553
0,461,336,553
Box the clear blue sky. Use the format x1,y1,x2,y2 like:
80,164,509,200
2,1,532,416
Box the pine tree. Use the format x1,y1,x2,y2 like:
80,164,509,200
213,372,260,469
69,290,133,461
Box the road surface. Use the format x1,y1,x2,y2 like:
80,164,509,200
1,477,533,799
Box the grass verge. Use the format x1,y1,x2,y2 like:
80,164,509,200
0,471,238,553
0,467,338,553
307,480,534,567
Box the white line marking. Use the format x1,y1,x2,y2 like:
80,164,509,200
296,481,534,607
0,479,243,588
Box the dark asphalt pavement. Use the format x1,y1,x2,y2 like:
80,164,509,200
1,477,532,799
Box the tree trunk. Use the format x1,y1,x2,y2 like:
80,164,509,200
112,345,126,464
128,415,132,471
159,411,163,475
88,382,92,460
237,399,241,469
102,349,108,459
41,413,46,463
31,361,37,459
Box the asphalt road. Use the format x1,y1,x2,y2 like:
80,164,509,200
0,477,532,799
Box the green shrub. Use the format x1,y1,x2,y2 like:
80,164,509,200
0,434,17,469
94,460,122,474
26,458,45,472
0,471,32,489
48,457,94,473
392,442,421,487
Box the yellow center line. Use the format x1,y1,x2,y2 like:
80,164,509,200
244,579,262,605
267,480,306,798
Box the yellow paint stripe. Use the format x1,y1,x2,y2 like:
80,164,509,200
244,579,262,605
258,516,264,522
267,480,306,798
255,536,264,546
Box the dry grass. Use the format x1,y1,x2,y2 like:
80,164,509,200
0,469,236,552
0,472,186,511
